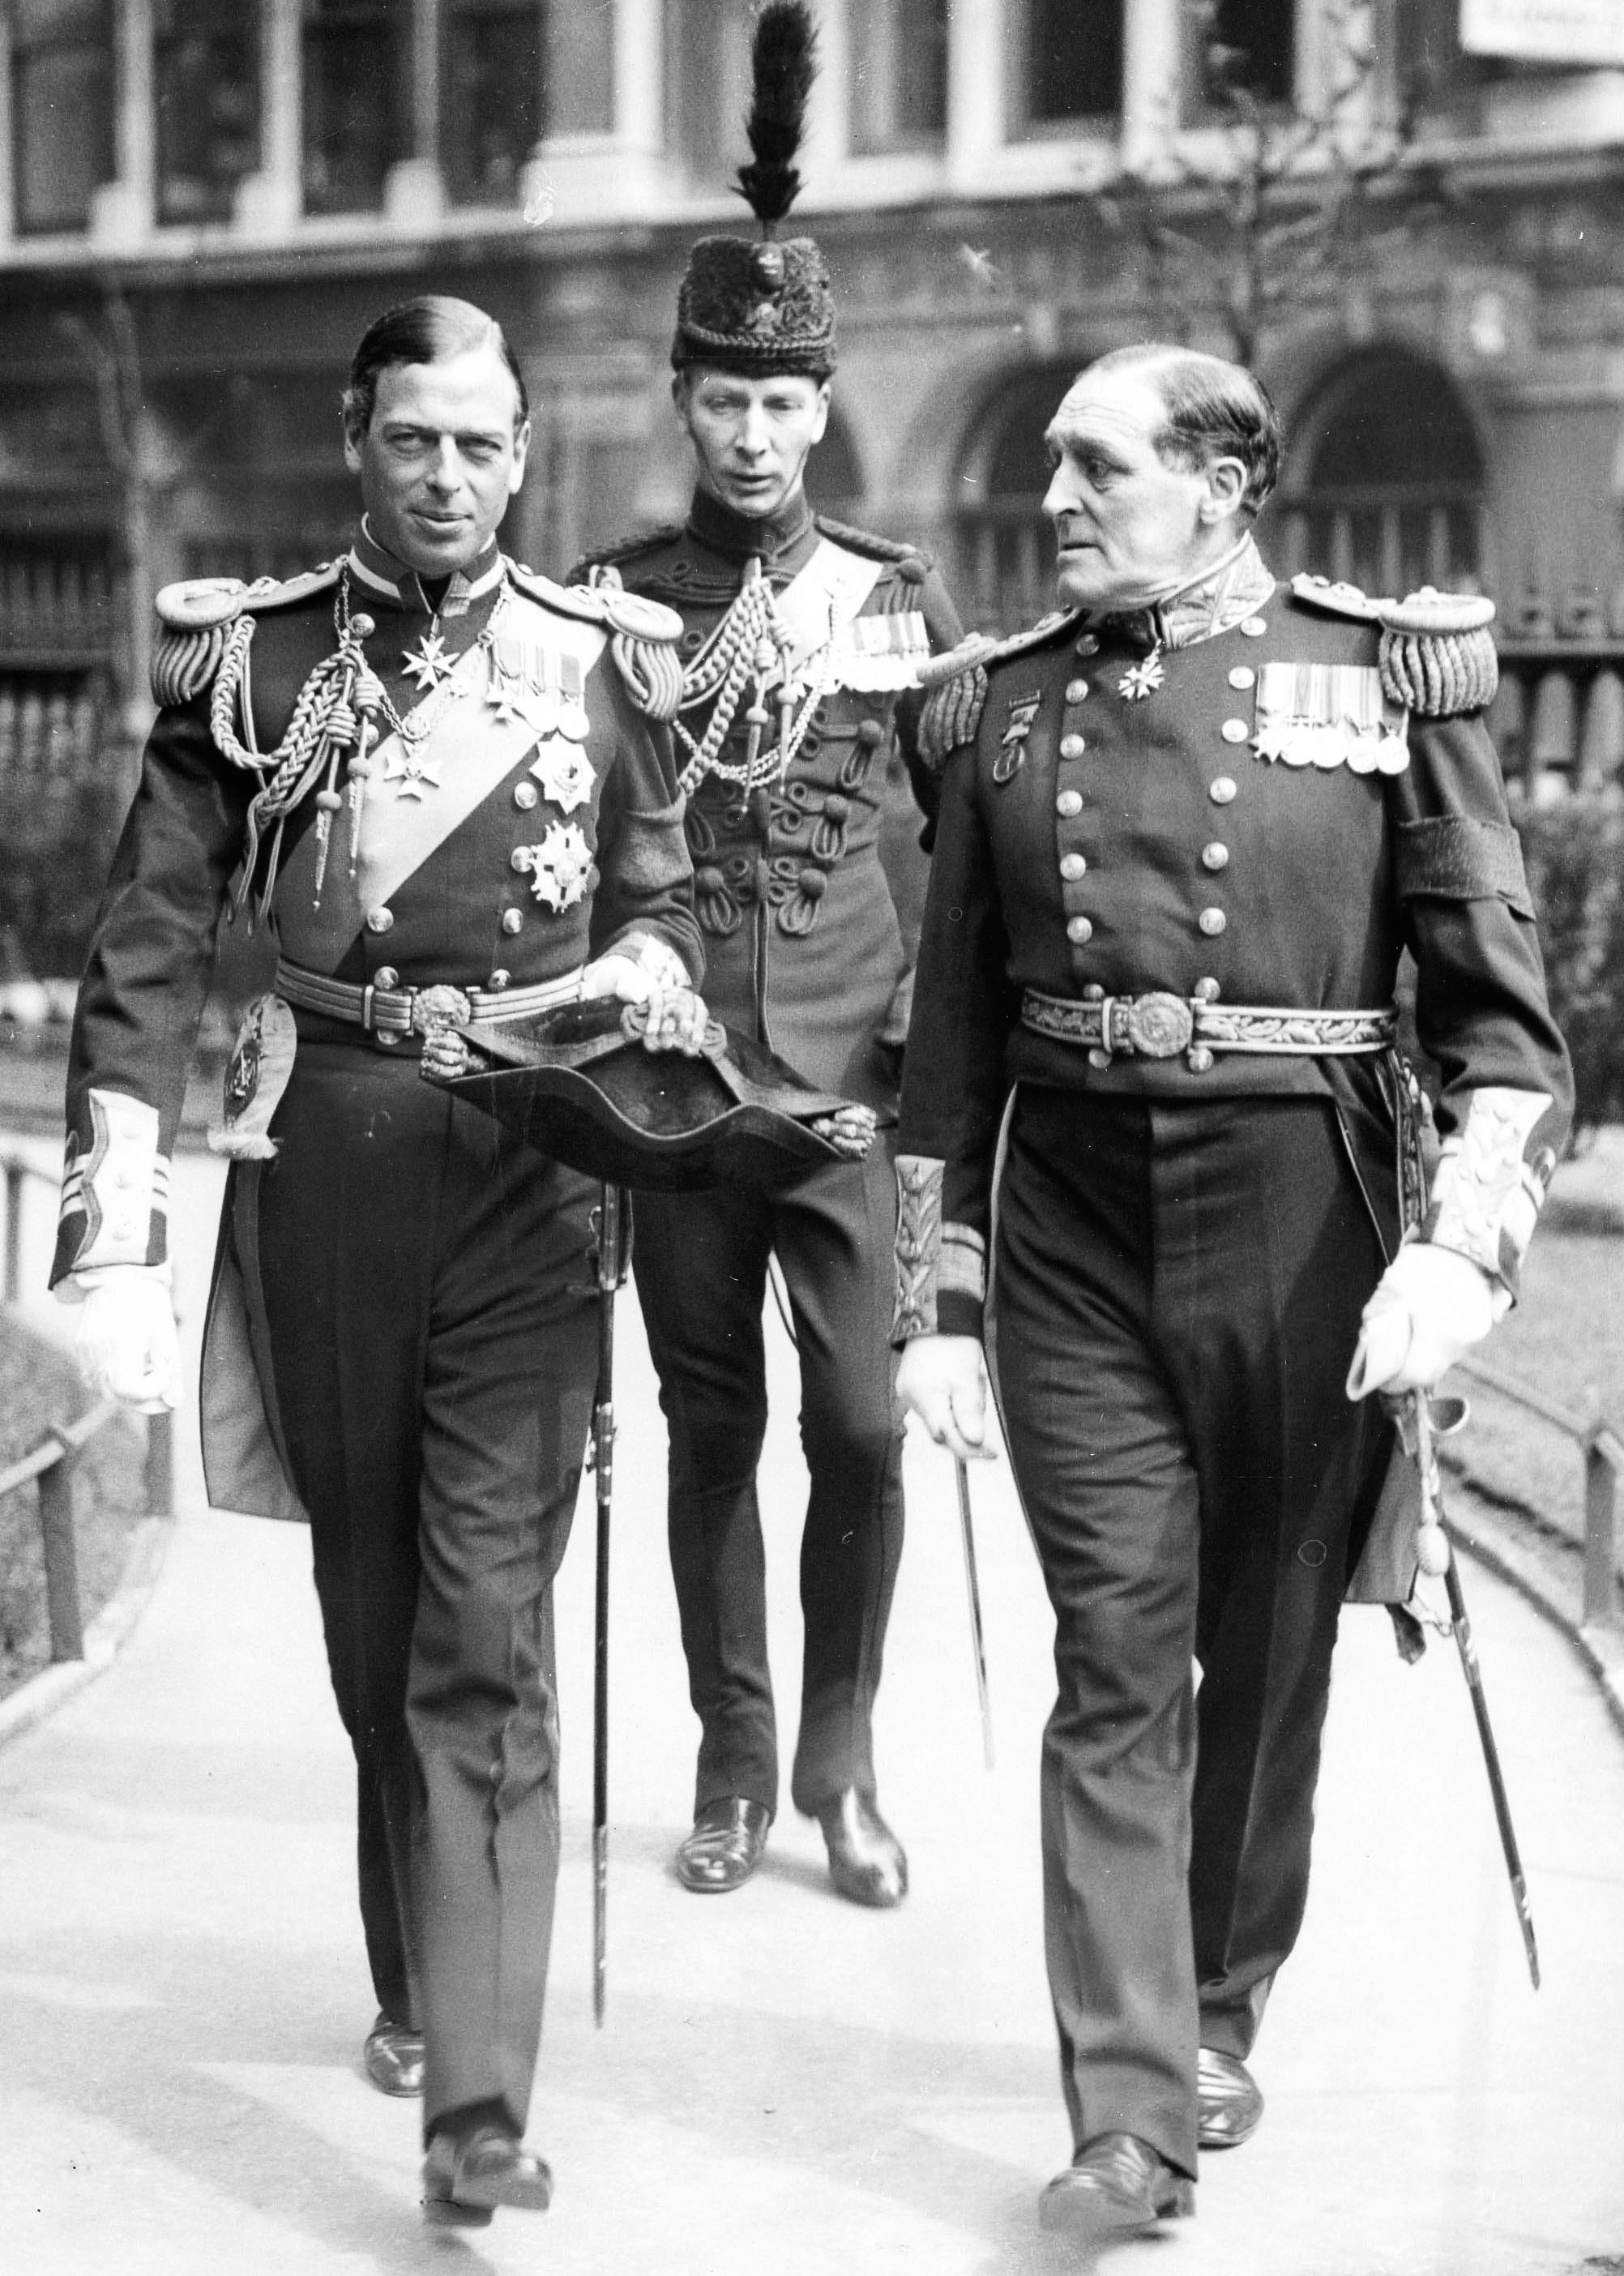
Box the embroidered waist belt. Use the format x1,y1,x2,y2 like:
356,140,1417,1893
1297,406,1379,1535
276,959,586,1038
1020,987,1397,1067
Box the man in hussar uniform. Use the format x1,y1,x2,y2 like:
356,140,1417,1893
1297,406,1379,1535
55,295,707,2227
894,344,1571,2240
572,2,963,1906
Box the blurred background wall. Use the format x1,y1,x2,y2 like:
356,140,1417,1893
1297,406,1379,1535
2,0,1624,977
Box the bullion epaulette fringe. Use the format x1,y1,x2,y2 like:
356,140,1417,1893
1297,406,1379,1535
509,562,686,720
1289,573,1498,717
151,564,341,707
916,635,999,768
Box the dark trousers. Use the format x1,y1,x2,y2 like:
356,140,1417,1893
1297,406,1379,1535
254,1041,598,2139
991,1088,1391,2178
633,1143,904,1819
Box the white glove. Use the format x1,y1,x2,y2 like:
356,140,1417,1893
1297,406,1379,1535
70,1265,182,1414
579,953,712,1055
1345,1242,1502,1401
896,1333,996,1465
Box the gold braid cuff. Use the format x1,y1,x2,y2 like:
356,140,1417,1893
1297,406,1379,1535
893,1154,944,1338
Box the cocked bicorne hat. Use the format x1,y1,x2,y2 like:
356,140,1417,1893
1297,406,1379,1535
671,2,836,379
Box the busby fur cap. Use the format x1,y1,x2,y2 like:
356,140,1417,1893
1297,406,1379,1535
672,236,836,377
670,3,836,378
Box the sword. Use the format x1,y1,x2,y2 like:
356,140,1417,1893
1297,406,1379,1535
1410,1388,1541,1990
955,1458,994,1770
588,1183,628,2026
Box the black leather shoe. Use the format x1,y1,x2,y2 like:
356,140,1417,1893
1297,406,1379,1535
676,1797,771,1892
1038,2132,1194,2239
421,2125,553,2227
1198,2047,1264,2149
816,1790,907,1908
362,2013,424,2098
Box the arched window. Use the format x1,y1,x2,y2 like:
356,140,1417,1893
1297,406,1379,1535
1272,349,1487,598
952,362,1075,633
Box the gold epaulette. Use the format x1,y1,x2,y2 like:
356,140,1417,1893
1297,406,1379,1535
1290,573,1498,717
916,634,998,768
151,564,341,706
508,562,686,722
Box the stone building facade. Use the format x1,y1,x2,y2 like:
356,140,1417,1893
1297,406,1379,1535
2,0,1623,818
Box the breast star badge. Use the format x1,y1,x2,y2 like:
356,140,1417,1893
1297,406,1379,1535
402,629,454,692
512,822,592,911
529,741,596,815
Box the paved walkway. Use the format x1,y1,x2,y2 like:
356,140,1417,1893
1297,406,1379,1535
1,1141,1622,2274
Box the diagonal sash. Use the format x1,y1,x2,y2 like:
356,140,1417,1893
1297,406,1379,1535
275,599,606,968
775,539,885,674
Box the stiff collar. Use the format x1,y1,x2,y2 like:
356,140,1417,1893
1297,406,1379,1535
1094,533,1276,652
346,519,506,618
684,485,817,567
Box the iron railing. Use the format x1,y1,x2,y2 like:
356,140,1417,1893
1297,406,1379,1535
1450,1354,1623,1632
1,1149,174,1663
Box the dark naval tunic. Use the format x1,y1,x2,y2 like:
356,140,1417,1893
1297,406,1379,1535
574,487,962,1819
54,524,700,2141
895,536,1571,2174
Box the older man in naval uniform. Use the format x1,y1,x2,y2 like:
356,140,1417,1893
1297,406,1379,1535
572,38,962,1905
893,344,1571,2240
54,295,706,2227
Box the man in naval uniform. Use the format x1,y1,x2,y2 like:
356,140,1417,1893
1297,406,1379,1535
892,344,1571,2240
53,296,706,2228
571,40,962,1904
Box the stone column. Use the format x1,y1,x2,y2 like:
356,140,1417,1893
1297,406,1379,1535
1122,0,1183,172
92,0,155,245
0,6,15,242
947,0,1004,191
385,0,446,226
234,0,301,235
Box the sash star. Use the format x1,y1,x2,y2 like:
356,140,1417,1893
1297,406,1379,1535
402,630,454,692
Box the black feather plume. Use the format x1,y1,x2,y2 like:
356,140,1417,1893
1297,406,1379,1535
734,2,818,233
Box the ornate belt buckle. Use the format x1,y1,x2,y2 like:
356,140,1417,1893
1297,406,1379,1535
1125,991,1194,1059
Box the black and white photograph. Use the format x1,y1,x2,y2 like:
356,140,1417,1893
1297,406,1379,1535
1,2,1622,2270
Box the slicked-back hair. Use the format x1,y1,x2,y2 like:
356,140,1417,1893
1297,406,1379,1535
343,296,528,437
1087,344,1282,518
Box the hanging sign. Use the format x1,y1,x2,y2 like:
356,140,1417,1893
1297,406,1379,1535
1460,0,1624,66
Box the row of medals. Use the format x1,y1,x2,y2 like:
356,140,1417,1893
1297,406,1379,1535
390,610,594,810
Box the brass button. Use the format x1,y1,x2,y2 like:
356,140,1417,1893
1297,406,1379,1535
1088,1047,1111,1069
1210,777,1237,805
365,907,394,934
1064,678,1090,704
1059,733,1086,759
502,907,524,935
510,847,532,872
1202,843,1229,871
1240,616,1267,637
1194,977,1220,1002
1188,1045,1215,1073
1066,915,1093,944
514,781,539,811
373,965,400,990
487,969,511,990
857,719,884,747
1056,789,1083,817
1074,633,1100,656
377,1032,399,1049
1220,718,1249,743
1199,907,1227,937
1083,983,1105,1001
1228,665,1255,690
1059,852,1088,880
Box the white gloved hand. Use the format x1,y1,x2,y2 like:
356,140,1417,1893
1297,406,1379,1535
70,1265,182,1414
1345,1242,1502,1401
579,953,712,1055
896,1333,997,1465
